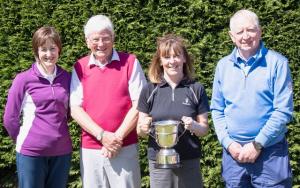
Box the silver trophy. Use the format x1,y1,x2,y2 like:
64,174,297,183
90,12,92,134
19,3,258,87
150,120,186,169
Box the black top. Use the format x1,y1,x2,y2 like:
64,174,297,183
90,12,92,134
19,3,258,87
137,78,210,160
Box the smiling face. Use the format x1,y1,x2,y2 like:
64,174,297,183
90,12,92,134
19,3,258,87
38,39,59,70
86,29,114,63
160,47,185,81
229,14,262,59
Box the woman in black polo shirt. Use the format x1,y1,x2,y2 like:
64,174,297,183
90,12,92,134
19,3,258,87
137,34,209,188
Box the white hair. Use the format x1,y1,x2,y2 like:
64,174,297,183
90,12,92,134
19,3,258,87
230,9,260,31
84,15,114,38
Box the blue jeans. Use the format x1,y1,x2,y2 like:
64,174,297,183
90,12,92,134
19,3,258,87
16,152,71,188
222,139,292,188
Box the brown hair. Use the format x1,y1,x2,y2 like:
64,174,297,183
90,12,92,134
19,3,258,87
148,34,194,83
32,26,62,59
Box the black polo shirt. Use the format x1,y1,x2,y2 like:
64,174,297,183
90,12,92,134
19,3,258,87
137,78,210,160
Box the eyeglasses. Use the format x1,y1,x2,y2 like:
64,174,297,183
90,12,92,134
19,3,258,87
233,28,259,37
89,36,112,44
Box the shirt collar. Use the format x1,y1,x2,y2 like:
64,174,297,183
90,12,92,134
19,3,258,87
231,41,267,66
236,49,259,65
36,62,57,78
158,76,192,87
88,48,119,68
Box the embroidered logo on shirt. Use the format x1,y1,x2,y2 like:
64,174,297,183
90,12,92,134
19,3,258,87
182,98,191,106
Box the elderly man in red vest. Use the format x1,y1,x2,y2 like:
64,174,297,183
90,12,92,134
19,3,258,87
70,15,146,188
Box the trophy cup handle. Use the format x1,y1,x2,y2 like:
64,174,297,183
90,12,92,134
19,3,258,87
148,124,156,139
177,121,187,141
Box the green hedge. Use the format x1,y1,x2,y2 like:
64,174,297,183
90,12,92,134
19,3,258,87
0,0,299,187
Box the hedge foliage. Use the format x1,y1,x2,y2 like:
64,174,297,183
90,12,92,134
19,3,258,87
0,0,299,187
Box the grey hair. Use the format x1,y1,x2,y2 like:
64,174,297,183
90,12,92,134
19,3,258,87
230,9,260,31
84,15,114,38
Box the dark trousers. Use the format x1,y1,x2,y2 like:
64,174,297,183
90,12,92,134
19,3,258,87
149,158,203,188
222,139,292,188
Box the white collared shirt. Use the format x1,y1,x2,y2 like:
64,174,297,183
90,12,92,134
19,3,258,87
88,49,120,68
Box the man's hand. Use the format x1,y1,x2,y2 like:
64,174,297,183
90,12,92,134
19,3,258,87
101,146,118,158
227,142,243,161
101,131,123,154
238,142,261,163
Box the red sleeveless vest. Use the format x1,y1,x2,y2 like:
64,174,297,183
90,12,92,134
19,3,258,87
74,52,138,149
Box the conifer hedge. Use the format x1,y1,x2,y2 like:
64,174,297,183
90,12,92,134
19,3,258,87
0,0,299,187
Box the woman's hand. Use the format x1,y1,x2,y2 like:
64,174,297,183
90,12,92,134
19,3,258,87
137,113,152,137
181,116,196,131
139,117,152,134
181,114,209,136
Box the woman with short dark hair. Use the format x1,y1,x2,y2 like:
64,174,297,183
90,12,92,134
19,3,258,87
3,26,72,188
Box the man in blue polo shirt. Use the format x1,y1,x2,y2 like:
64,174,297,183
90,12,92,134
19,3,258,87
211,9,293,187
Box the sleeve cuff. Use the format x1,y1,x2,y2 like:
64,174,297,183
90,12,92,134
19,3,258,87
255,133,269,147
222,136,234,149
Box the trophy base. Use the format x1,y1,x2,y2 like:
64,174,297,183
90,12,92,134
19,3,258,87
155,163,182,169
155,149,181,169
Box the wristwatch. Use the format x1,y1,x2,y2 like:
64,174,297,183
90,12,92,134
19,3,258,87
96,130,105,141
252,141,263,150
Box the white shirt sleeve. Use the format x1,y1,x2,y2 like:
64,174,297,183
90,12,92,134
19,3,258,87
70,68,83,107
128,59,147,101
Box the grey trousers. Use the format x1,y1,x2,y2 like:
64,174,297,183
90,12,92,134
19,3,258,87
149,158,204,188
80,144,141,188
